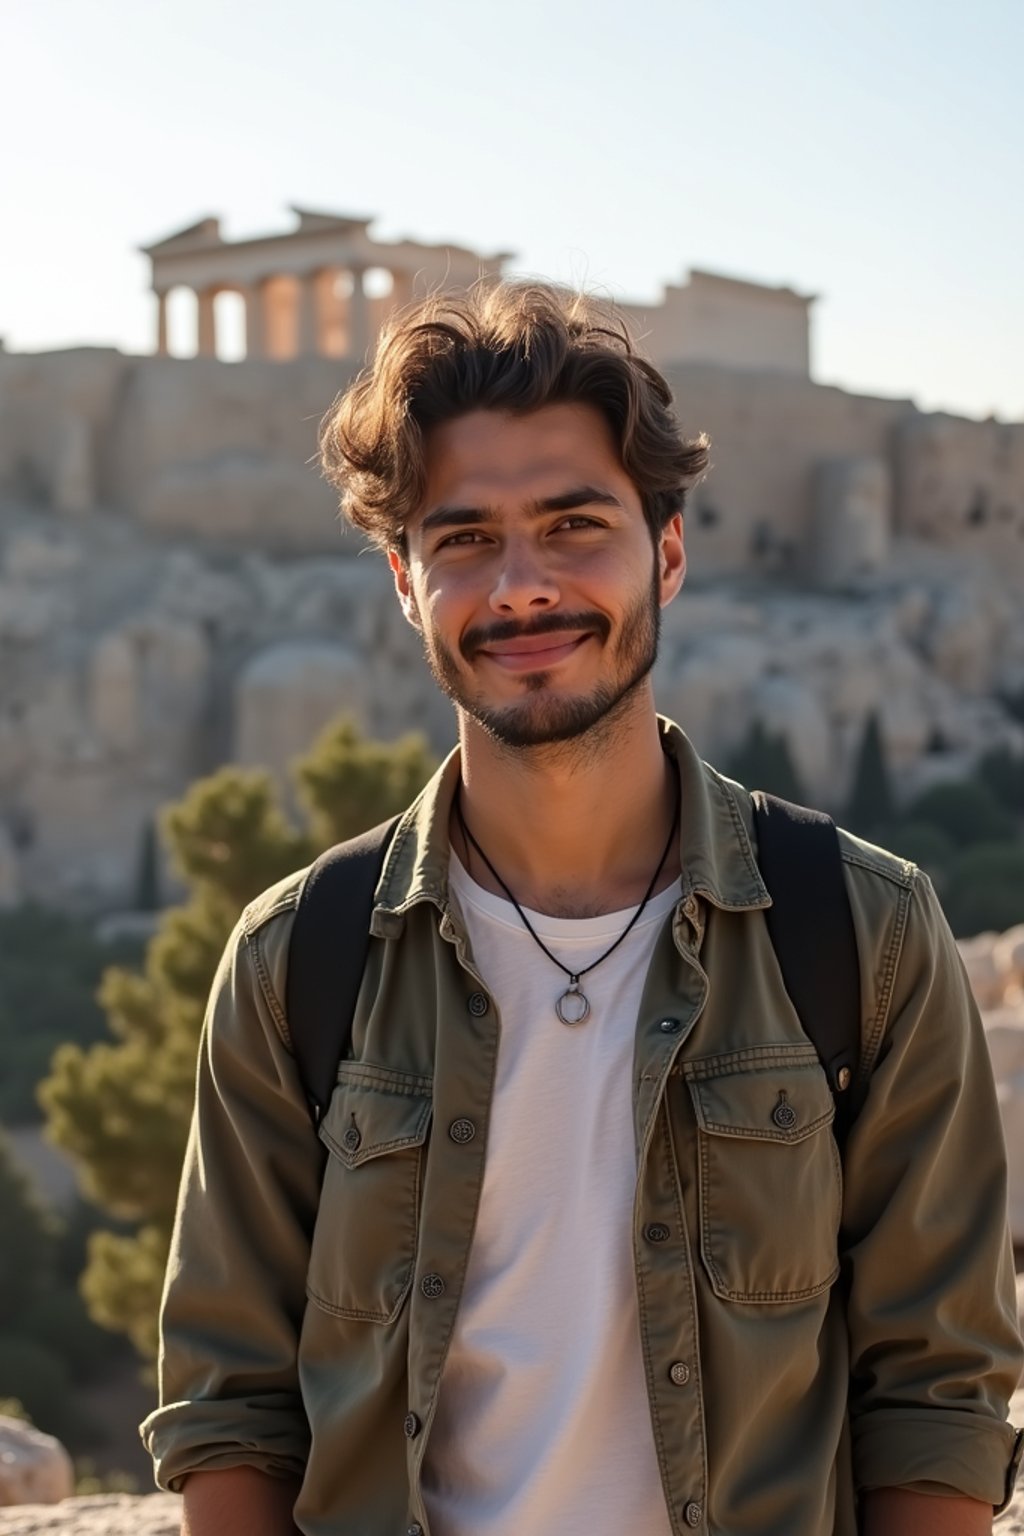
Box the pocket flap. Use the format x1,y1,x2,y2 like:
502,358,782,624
319,1063,433,1168
688,1058,834,1145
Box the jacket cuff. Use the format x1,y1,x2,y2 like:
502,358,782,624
141,1395,310,1493
853,1408,1021,1508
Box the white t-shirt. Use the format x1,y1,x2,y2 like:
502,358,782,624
421,854,680,1536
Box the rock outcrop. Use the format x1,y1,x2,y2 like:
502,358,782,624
1,491,1022,910
0,1417,74,1508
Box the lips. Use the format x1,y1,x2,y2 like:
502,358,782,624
483,631,591,657
478,633,592,672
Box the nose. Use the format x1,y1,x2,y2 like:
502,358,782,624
489,537,560,617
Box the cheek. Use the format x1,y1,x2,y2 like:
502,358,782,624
421,566,478,625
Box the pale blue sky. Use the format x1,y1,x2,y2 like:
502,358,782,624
4,0,1021,419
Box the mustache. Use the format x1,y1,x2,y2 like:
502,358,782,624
461,611,611,660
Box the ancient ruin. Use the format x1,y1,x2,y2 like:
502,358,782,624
142,206,508,362
1,209,1022,909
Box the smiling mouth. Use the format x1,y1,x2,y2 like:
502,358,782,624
478,634,592,673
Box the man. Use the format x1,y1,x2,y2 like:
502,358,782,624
143,282,1022,1535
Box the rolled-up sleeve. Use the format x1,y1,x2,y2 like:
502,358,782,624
842,868,1023,1506
141,892,319,1491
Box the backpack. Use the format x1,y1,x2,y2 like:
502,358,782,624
285,793,861,1147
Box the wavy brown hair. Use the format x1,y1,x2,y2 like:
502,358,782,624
319,281,710,554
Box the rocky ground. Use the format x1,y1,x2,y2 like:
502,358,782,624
4,1460,1024,1532
0,1494,180,1534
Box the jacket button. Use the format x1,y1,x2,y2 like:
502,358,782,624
772,1091,797,1130
669,1361,691,1386
682,895,699,921
342,1126,361,1152
449,1117,476,1144
467,991,490,1016
408,1526,424,1536
683,1501,703,1527
420,1272,445,1298
645,1222,671,1243
403,1412,421,1439
658,1017,680,1033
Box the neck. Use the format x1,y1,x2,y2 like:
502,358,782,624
453,690,680,918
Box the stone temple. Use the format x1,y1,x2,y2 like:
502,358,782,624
0,207,1022,908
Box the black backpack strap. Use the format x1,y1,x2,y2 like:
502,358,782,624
751,792,861,1148
286,816,400,1128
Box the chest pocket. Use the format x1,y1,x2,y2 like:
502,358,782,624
306,1062,433,1325
687,1049,841,1304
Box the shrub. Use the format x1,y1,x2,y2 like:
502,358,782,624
978,746,1024,815
0,1131,56,1320
20,1289,112,1386
904,780,1017,848
0,1335,87,1446
0,907,144,1124
941,844,1024,938
869,822,956,889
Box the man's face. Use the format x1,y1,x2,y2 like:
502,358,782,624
390,403,686,750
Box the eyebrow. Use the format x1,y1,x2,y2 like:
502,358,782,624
419,485,624,533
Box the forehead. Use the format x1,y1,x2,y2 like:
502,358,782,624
418,404,629,512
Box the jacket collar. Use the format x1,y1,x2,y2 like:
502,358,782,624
370,717,769,938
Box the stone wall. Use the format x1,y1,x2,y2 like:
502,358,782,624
1,345,1023,909
2,345,1021,581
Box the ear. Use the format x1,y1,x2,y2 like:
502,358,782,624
388,548,423,630
657,513,686,606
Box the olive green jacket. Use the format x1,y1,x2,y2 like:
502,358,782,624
142,721,1022,1536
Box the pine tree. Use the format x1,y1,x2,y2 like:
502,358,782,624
845,713,894,837
39,718,436,1357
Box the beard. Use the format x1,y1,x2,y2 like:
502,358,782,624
418,566,662,750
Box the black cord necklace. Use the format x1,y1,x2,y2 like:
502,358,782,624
454,776,681,1026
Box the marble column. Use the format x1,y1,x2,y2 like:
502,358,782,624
297,271,322,356
155,291,169,356
389,270,415,311
347,267,371,362
244,279,271,360
196,288,217,358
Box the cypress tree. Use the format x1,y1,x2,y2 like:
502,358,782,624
846,713,894,837
726,720,806,806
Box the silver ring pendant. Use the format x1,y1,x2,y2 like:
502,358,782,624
556,983,591,1026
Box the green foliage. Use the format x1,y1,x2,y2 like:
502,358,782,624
0,1131,57,1319
845,713,895,837
726,720,807,806
81,1223,171,1360
0,1132,116,1420
0,906,143,1124
296,717,439,844
871,822,956,890
20,1288,113,1386
0,1334,86,1445
904,779,1017,848
74,1461,139,1496
978,746,1024,815
940,845,1024,938
864,761,1024,937
41,717,436,1358
161,767,311,911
